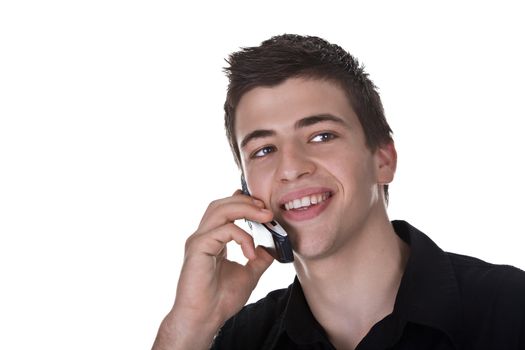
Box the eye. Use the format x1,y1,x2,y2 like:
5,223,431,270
251,145,276,158
309,132,337,143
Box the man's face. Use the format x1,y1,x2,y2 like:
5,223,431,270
235,77,396,260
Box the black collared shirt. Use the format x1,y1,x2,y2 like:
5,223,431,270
212,220,525,349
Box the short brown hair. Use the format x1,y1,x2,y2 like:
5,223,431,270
224,34,393,200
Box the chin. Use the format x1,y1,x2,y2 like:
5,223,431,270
286,220,336,255
291,236,339,262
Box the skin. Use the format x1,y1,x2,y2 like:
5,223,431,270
153,77,409,350
236,78,409,349
237,78,393,260
152,193,274,350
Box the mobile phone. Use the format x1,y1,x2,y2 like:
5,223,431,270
241,176,294,263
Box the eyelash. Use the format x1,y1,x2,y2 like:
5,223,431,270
250,132,338,159
309,132,337,143
251,145,276,159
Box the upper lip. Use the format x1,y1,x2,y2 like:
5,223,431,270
277,187,334,208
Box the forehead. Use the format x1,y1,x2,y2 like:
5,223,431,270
234,77,357,138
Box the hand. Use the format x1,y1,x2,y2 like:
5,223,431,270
152,190,275,350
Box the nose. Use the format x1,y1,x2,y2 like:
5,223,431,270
275,142,316,183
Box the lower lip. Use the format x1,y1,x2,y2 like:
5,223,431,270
281,195,332,222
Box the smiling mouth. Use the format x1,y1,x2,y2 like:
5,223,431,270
282,192,332,211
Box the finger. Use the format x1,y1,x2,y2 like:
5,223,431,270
204,192,267,217
232,189,266,208
245,246,275,281
216,244,227,260
198,198,273,233
186,223,257,260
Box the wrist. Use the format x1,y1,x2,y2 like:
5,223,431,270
152,311,222,350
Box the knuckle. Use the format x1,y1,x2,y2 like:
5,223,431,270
207,199,221,210
184,232,200,252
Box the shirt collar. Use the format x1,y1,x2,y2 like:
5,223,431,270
281,220,462,346
392,220,462,345
283,276,331,345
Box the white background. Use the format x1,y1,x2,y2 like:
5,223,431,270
1,1,524,349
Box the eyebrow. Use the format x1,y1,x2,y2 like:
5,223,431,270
240,114,349,149
294,114,348,129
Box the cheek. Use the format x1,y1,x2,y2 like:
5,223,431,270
324,152,376,190
244,170,273,202
243,156,280,198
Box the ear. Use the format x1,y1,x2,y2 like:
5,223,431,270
374,141,397,184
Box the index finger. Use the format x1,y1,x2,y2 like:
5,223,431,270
198,194,273,232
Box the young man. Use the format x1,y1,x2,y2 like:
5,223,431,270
153,35,525,350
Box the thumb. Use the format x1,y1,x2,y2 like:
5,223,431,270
245,246,274,282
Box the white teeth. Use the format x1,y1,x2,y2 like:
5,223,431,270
301,197,310,207
284,192,331,210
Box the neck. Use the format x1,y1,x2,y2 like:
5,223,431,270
293,217,410,350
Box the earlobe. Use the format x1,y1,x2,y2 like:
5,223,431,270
375,142,397,184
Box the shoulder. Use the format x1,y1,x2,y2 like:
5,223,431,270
448,253,525,347
211,285,291,349
448,252,525,300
